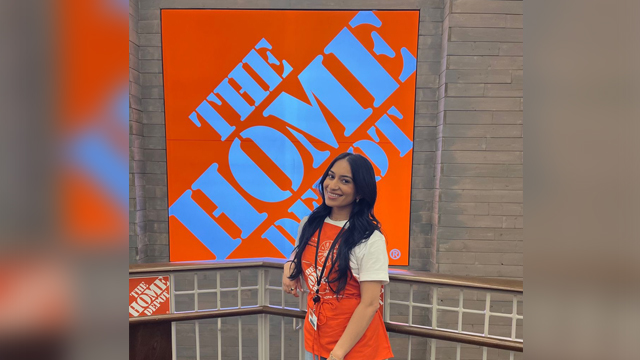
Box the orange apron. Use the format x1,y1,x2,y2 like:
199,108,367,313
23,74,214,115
301,221,393,360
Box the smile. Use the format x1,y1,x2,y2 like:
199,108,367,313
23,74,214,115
326,192,342,199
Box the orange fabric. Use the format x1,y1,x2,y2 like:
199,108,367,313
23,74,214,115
301,221,393,360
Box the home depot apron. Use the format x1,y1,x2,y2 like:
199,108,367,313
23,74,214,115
301,220,393,360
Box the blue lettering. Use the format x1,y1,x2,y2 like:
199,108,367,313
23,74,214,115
262,226,295,257
399,48,417,83
275,218,299,242
244,49,284,90
189,99,235,140
287,127,330,168
367,126,380,142
229,63,268,105
289,199,313,221
352,140,389,178
169,190,241,259
265,55,372,139
214,78,253,121
371,31,395,58
192,163,267,238
229,137,292,203
325,28,399,108
349,11,381,28
241,126,303,191
302,189,318,200
376,114,413,157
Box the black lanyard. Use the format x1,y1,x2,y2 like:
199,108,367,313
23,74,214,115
313,219,348,304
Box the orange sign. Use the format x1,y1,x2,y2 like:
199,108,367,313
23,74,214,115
163,10,418,265
129,276,170,318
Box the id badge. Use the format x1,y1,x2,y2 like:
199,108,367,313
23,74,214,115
308,310,318,331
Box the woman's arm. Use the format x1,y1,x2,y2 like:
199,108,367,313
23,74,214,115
282,259,302,297
330,280,383,360
282,217,308,297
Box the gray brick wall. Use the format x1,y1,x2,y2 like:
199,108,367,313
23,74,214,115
433,0,523,279
408,1,445,273
130,0,171,264
130,0,142,264
430,0,524,352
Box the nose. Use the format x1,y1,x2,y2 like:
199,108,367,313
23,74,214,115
327,178,339,190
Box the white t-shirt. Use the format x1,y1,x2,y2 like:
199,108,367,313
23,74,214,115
296,216,390,285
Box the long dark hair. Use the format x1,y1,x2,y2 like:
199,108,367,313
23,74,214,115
288,152,381,297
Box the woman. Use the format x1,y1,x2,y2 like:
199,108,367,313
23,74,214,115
282,153,393,360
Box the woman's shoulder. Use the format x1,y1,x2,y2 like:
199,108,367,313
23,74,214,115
295,216,310,246
353,229,386,253
366,227,385,241
369,229,385,241
350,229,389,278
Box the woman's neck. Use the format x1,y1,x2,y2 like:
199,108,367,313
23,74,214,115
329,207,351,221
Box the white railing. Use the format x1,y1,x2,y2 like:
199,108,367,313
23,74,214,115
384,278,522,360
130,259,523,360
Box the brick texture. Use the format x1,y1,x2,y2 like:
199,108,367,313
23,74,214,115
130,0,169,263
129,0,141,264
432,0,523,347
434,0,523,277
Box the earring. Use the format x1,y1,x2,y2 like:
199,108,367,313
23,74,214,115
356,198,360,203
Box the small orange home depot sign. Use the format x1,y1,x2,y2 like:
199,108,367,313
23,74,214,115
129,276,170,317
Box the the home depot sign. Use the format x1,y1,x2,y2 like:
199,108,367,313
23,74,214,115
129,276,170,317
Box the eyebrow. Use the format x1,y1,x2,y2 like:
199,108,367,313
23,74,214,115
328,170,353,180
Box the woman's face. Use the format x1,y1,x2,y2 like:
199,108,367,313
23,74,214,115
323,159,357,212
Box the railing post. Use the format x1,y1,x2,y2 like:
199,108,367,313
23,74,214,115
383,284,390,322
170,273,176,360
258,269,264,360
264,269,270,360
511,295,518,340
217,272,222,360
430,287,438,360
194,273,200,360
298,285,305,360
238,271,243,360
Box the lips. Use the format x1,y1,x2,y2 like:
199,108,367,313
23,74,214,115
326,191,341,199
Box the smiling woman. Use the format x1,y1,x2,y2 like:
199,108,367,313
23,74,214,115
282,153,393,360
323,159,357,220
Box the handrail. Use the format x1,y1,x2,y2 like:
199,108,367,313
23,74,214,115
385,322,523,352
129,305,522,352
130,306,266,324
129,306,306,325
129,258,285,274
388,269,521,293
129,258,522,293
